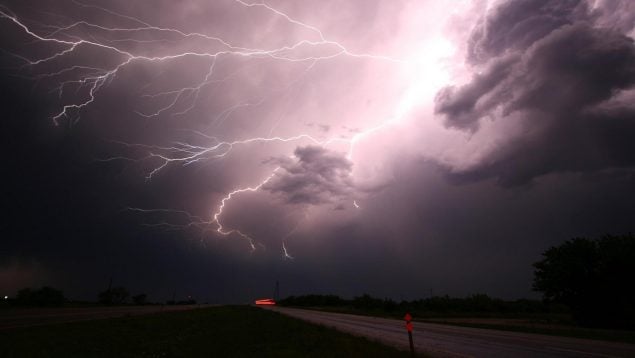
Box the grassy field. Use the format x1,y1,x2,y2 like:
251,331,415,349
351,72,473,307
0,305,414,357
420,317,635,344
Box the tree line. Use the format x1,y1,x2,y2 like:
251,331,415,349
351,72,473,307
279,293,566,317
282,234,635,330
3,286,196,307
4,234,633,329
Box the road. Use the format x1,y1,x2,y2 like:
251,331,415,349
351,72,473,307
268,307,635,357
0,304,205,330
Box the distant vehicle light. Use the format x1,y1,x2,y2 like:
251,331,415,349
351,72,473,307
255,298,276,305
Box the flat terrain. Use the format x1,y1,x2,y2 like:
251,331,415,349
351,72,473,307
270,306,635,357
0,306,412,357
0,304,203,329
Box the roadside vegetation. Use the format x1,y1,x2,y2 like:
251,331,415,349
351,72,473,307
533,234,635,329
0,305,414,357
280,293,568,319
280,234,635,343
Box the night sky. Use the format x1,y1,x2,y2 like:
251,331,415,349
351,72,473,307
1,0,634,303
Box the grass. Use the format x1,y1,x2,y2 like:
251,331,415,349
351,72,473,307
0,305,414,357
285,306,635,344
418,319,635,344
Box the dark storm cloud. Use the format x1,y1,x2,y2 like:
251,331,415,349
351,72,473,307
466,0,589,64
263,146,354,205
434,55,517,131
2,0,635,306
435,0,635,185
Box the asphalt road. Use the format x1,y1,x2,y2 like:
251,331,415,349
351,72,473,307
0,304,205,330
268,307,635,358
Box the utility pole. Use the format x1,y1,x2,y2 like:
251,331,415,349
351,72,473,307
274,280,280,301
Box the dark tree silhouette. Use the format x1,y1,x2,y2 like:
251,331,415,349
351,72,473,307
132,293,148,305
533,234,635,329
98,286,129,305
16,286,66,306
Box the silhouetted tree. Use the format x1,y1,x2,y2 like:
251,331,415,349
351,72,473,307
132,293,148,305
16,286,66,306
98,286,129,305
533,234,635,329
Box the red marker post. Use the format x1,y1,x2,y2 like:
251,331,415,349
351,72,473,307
404,312,415,357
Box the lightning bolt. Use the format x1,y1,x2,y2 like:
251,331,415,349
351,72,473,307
212,168,281,251
282,241,294,260
1,0,438,257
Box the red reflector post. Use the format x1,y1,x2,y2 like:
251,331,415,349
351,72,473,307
404,312,415,356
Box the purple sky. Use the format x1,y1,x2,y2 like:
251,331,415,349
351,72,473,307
1,0,635,303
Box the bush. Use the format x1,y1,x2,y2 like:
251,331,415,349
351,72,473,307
16,286,66,306
98,286,129,305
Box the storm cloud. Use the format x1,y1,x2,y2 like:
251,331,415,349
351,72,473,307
263,146,354,205
435,0,635,185
1,0,634,303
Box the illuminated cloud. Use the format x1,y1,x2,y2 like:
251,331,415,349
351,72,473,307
263,146,354,205
435,0,635,185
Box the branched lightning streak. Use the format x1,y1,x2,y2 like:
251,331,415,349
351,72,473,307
1,1,422,257
0,2,402,124
212,169,280,251
109,133,338,180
